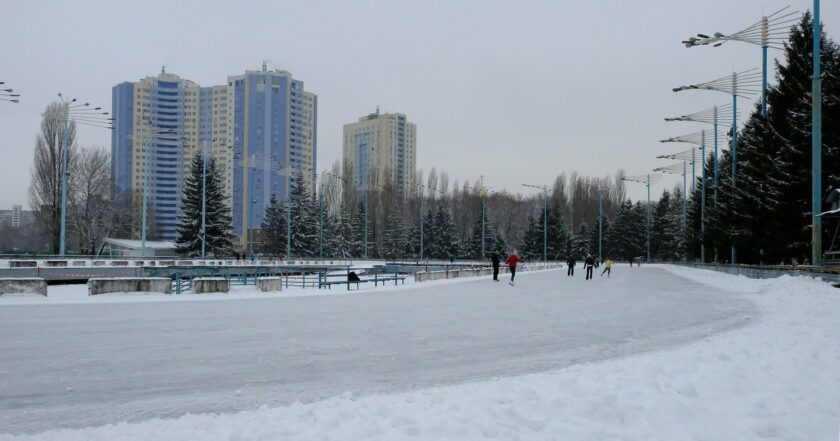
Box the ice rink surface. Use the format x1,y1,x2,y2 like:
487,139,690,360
0,266,753,434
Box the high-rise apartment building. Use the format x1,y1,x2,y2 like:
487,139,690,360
112,70,231,241
343,110,416,198
229,67,317,246
111,65,317,248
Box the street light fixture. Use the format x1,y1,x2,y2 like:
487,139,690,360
579,182,609,262
681,6,798,117
673,71,760,264
664,103,733,204
51,94,113,255
522,184,550,261
622,174,663,262
654,162,690,261
0,83,20,103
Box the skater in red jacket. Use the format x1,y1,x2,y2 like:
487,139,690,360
505,250,524,285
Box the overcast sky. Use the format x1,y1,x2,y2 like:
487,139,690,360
1,0,836,207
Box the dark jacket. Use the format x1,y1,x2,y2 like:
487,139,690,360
490,254,500,267
585,256,595,267
567,257,576,267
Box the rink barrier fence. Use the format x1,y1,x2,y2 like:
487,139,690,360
414,262,563,283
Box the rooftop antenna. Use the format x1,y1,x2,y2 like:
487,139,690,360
262,60,267,72
161,65,166,75
376,105,380,115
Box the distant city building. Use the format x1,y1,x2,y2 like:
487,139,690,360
228,66,317,247
343,109,416,198
0,205,34,229
111,64,316,249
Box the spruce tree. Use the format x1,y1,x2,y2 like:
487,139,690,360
288,173,318,257
175,154,234,256
261,194,287,254
383,203,406,260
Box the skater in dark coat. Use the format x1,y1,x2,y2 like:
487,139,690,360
490,251,501,281
584,254,595,280
566,256,576,276
506,250,524,284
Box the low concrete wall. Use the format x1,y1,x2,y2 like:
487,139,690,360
193,277,229,294
88,277,172,295
0,278,47,296
446,269,461,278
257,277,283,292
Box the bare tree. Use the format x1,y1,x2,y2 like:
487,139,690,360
70,147,114,255
28,102,76,254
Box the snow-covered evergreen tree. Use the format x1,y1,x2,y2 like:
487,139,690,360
175,154,234,256
261,194,287,255
288,173,318,257
383,203,406,260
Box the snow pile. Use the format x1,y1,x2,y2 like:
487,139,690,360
2,265,838,440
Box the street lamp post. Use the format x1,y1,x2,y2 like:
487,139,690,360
580,182,608,262
53,94,113,256
673,70,762,263
665,104,734,205
655,162,691,261
813,0,822,266
682,6,798,119
130,127,184,257
523,184,549,261
623,174,662,262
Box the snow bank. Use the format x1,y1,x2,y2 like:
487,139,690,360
3,265,838,440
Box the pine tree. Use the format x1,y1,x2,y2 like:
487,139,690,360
572,223,591,257
547,203,570,260
175,154,234,256
261,194,287,255
520,214,541,260
288,173,318,257
383,203,406,260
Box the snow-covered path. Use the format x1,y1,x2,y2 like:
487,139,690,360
0,267,753,435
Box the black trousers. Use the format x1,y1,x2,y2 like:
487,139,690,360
602,267,611,276
493,265,499,280
567,265,574,276
510,266,517,281
585,266,593,280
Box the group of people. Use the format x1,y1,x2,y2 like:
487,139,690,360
566,254,613,280
488,250,614,285
489,250,524,285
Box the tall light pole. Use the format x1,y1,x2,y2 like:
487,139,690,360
661,132,710,261
0,83,20,103
813,0,822,266
130,127,180,257
580,182,608,262
665,104,733,204
53,94,113,256
655,162,691,261
682,6,798,119
673,70,762,264
523,184,549,261
623,174,662,262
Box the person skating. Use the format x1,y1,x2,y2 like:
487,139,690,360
506,250,524,285
490,250,501,282
566,256,576,276
584,254,595,280
601,258,613,277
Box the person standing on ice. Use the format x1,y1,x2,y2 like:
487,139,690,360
566,255,576,276
584,254,595,280
506,250,524,285
601,258,613,278
490,250,501,282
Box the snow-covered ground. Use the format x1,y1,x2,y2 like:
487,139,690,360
1,265,838,440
